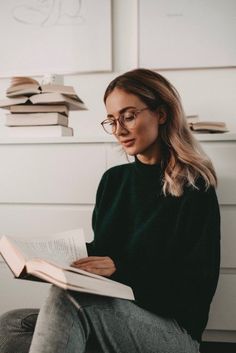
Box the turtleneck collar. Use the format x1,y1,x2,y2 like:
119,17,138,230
134,156,162,179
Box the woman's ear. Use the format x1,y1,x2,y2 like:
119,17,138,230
157,107,167,125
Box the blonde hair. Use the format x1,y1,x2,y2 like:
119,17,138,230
104,68,217,197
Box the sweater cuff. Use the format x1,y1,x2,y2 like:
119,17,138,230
86,241,95,256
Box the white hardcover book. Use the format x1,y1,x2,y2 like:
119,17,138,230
41,84,77,96
5,113,68,127
9,104,69,116
0,93,86,111
0,96,28,108
6,125,73,137
29,92,87,111
0,229,134,300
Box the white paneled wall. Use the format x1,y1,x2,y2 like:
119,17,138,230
207,274,236,331
0,143,106,204
0,205,94,241
0,264,50,314
220,206,236,268
202,142,236,205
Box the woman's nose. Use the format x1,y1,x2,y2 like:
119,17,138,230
115,119,128,135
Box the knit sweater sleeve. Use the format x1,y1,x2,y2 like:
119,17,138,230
86,171,108,256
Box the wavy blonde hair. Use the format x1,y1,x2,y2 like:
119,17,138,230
104,68,217,197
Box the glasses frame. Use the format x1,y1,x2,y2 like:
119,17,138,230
101,107,149,135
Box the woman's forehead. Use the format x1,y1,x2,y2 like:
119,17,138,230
105,88,142,113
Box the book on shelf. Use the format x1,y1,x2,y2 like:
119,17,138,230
5,113,68,127
41,84,77,96
6,83,41,97
30,92,86,110
6,77,41,97
7,83,77,98
0,92,86,111
186,114,199,124
6,76,77,98
189,121,228,133
0,96,29,107
6,125,73,137
7,76,39,87
9,104,69,116
0,229,134,301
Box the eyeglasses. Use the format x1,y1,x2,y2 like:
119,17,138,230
101,107,149,134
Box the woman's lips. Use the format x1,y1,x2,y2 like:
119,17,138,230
121,138,135,147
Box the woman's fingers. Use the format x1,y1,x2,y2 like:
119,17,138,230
79,260,112,269
73,256,109,265
78,267,115,276
71,256,116,277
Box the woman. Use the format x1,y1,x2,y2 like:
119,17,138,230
0,68,220,353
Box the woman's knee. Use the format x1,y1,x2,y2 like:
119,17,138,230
0,309,39,334
0,309,39,353
47,285,71,301
46,285,71,308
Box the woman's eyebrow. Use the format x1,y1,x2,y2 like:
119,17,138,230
107,106,136,118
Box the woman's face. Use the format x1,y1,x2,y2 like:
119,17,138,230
105,88,166,164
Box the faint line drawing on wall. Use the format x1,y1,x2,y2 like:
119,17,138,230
0,0,112,76
12,0,84,27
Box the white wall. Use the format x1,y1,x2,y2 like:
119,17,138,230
0,0,235,137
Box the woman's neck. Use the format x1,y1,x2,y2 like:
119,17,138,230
136,140,162,165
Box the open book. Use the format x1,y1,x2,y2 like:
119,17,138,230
0,229,134,301
0,93,86,111
6,76,77,98
6,83,77,98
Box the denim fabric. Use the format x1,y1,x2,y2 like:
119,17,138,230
0,286,200,353
0,308,39,353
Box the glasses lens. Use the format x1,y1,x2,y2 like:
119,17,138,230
122,111,136,129
102,120,116,134
102,111,137,134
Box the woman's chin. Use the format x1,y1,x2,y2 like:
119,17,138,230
122,146,137,156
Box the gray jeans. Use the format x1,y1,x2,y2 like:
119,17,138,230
0,286,199,353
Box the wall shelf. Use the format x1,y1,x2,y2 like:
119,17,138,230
0,132,235,145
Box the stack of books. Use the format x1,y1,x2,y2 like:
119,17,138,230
186,114,228,133
0,77,87,137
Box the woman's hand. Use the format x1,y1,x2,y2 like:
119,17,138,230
71,256,116,277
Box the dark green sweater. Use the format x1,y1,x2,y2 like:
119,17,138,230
87,157,221,342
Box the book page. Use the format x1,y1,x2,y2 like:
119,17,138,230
8,229,87,267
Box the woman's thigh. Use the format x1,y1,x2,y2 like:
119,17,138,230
68,291,200,353
0,308,39,353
